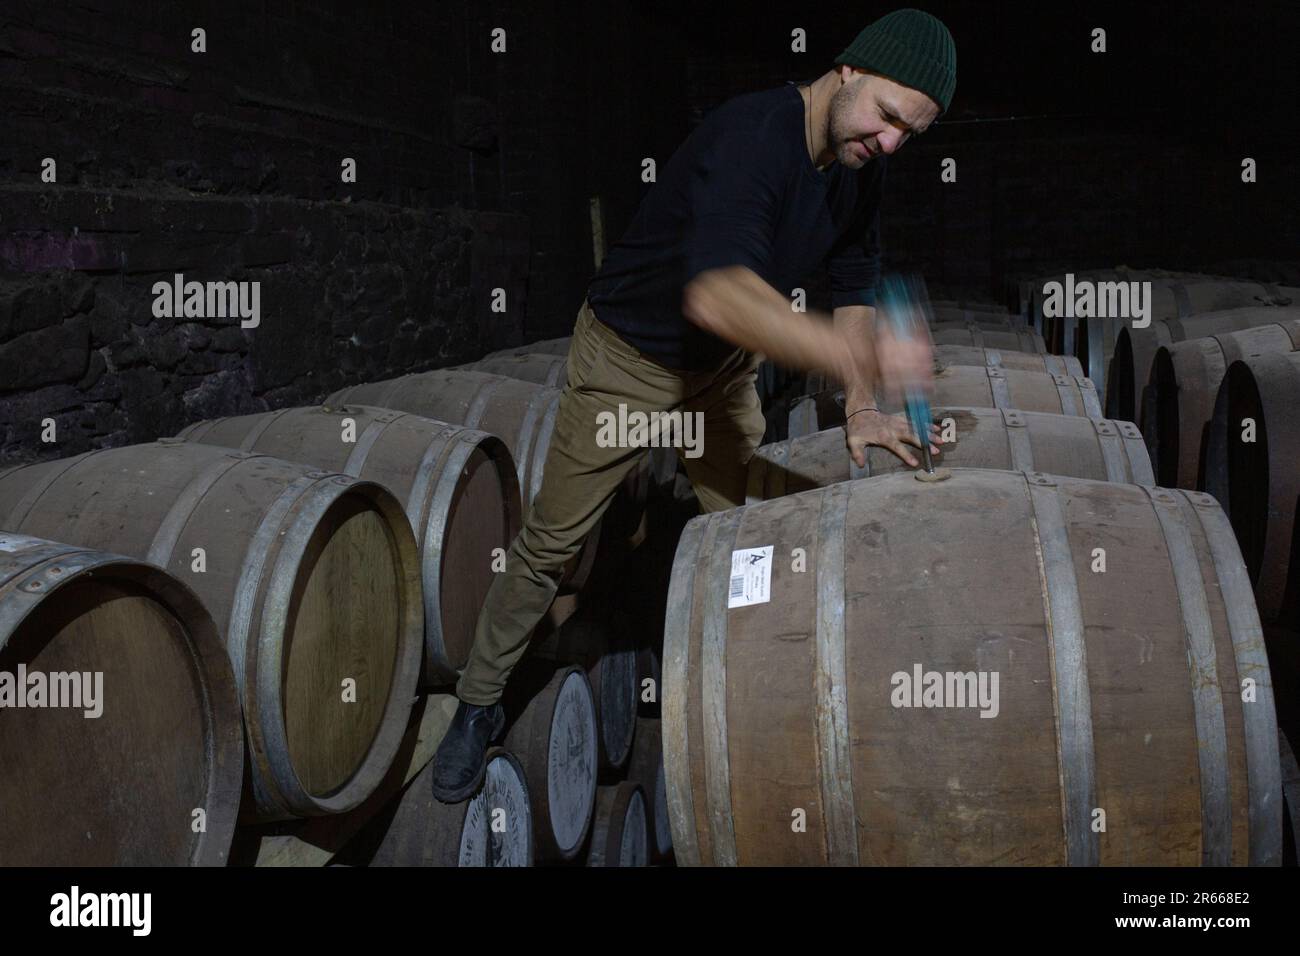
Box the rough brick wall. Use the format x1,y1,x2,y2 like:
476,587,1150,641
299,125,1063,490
0,186,483,459
0,1,553,462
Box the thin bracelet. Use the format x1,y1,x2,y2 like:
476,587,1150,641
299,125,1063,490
845,406,880,421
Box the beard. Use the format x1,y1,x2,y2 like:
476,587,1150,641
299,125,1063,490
827,79,872,167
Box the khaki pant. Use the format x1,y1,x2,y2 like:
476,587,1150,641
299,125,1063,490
456,298,766,705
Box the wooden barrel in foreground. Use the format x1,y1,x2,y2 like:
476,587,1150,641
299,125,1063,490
502,663,599,862
1205,350,1300,628
788,366,1102,438
1110,306,1300,424
664,470,1282,865
627,717,673,863
0,441,424,822
749,406,1153,501
357,742,533,867
327,370,602,591
1145,318,1300,489
586,782,649,867
175,404,521,685
0,532,244,865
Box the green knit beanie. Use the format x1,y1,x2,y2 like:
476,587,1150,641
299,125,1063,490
834,8,957,115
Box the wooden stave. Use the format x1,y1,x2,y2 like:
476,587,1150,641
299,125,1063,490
586,782,649,867
175,404,522,685
1205,350,1300,629
0,441,424,822
502,663,599,863
749,405,1153,501
1145,320,1300,490
664,469,1282,866
0,531,244,865
1110,306,1300,424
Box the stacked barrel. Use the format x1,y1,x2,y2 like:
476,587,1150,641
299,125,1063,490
659,279,1292,866
0,328,661,868
7,271,1292,868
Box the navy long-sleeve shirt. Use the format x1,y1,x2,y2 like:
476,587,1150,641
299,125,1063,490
587,81,886,371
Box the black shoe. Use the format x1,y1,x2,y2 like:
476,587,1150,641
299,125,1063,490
430,700,506,803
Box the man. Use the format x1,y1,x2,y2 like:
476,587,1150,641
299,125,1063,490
432,8,957,801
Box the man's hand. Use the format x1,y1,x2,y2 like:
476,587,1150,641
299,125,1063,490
846,408,943,469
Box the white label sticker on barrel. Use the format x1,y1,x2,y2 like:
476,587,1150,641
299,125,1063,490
728,546,773,608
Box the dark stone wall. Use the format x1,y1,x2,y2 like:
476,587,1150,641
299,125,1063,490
0,1,546,462
0,188,486,458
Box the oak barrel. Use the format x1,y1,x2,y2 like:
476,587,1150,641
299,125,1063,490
326,370,601,591
788,366,1102,438
328,370,559,505
1145,317,1300,489
1205,350,1300,628
502,663,599,862
0,531,243,865
586,782,649,867
664,470,1281,865
749,406,1153,501
454,353,669,528
1111,306,1300,423
0,441,423,821
174,404,521,684
1032,268,1295,361
531,603,638,772
805,345,1082,395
